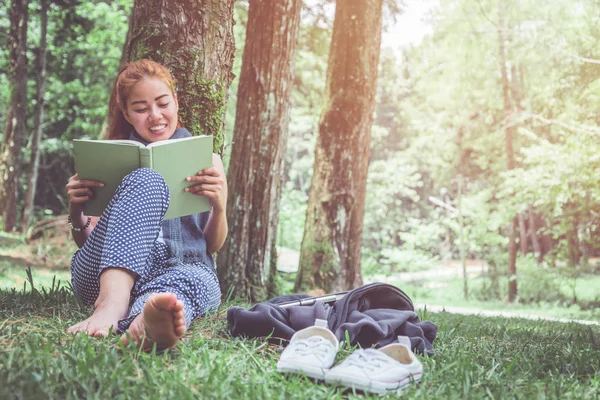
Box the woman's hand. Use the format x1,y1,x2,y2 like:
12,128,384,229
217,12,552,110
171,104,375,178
185,155,227,213
66,173,104,215
186,154,228,253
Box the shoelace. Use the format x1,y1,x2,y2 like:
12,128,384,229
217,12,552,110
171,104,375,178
343,349,393,372
289,338,335,362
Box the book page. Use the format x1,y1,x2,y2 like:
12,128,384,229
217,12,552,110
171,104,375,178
147,135,205,148
76,139,144,147
73,140,142,216
150,135,213,219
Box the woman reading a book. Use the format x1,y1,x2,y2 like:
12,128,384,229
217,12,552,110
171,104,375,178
65,59,227,351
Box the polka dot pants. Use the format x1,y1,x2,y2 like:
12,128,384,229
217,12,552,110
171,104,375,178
71,168,221,333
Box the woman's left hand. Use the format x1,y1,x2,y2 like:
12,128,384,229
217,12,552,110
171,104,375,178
185,154,227,212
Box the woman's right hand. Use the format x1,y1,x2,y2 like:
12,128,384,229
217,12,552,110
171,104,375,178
66,173,104,214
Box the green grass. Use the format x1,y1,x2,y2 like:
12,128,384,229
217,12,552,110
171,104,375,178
0,261,71,292
1,272,599,399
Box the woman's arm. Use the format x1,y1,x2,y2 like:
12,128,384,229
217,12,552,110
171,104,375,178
186,153,228,253
66,173,103,248
68,213,100,248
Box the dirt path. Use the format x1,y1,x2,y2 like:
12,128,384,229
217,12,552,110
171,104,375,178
413,304,599,326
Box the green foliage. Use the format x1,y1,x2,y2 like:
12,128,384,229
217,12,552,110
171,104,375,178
515,256,568,304
277,181,308,249
0,0,132,219
501,126,600,264
274,8,331,251
356,0,600,296
362,247,439,277
40,0,132,141
2,0,599,311
223,1,249,168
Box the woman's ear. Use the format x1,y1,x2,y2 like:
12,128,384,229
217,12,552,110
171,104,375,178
122,108,132,124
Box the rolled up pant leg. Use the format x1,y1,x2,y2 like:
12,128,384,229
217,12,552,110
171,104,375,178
117,263,222,332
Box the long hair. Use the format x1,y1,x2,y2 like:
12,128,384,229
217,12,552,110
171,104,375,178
106,59,179,140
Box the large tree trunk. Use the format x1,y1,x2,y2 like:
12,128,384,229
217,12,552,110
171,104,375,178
21,0,48,232
121,0,236,152
218,0,301,302
0,0,29,232
498,1,518,302
295,0,384,293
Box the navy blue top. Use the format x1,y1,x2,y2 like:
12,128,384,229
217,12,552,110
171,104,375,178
128,128,215,270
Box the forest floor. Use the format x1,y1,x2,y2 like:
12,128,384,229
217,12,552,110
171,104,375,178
1,281,599,399
1,232,599,398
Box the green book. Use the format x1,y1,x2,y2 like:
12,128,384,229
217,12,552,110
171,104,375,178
73,135,213,220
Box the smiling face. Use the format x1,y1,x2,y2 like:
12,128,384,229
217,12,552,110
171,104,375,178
123,77,179,143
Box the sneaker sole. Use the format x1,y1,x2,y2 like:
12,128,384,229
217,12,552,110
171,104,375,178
325,371,422,394
276,362,329,380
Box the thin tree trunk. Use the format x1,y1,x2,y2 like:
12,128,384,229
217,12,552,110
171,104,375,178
121,0,236,152
539,216,553,262
218,0,302,302
528,206,541,259
21,0,48,232
0,0,29,232
498,1,518,302
295,0,384,293
567,215,582,266
518,213,528,254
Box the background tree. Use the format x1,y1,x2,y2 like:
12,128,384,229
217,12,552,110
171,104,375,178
0,0,29,232
120,0,236,152
219,0,302,301
20,0,48,232
0,0,132,222
295,0,385,292
497,0,518,301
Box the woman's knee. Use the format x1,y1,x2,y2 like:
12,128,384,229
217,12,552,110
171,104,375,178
116,168,170,209
123,168,168,194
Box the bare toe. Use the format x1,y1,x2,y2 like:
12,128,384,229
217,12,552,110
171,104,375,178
67,300,127,337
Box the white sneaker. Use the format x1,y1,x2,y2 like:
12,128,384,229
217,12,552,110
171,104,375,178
276,319,339,380
325,336,423,394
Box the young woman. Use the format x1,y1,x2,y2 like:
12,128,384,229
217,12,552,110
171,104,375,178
65,59,227,350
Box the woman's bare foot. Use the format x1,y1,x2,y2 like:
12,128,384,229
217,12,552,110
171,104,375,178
120,292,186,351
67,297,129,337
67,267,135,337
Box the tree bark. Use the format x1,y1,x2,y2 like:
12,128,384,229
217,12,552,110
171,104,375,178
218,0,302,301
121,0,236,152
498,1,518,302
295,0,384,293
0,0,29,232
21,0,48,232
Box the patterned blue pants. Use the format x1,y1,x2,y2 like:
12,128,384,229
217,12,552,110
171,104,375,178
71,168,221,333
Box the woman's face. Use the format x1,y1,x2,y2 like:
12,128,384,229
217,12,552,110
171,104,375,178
124,77,179,143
